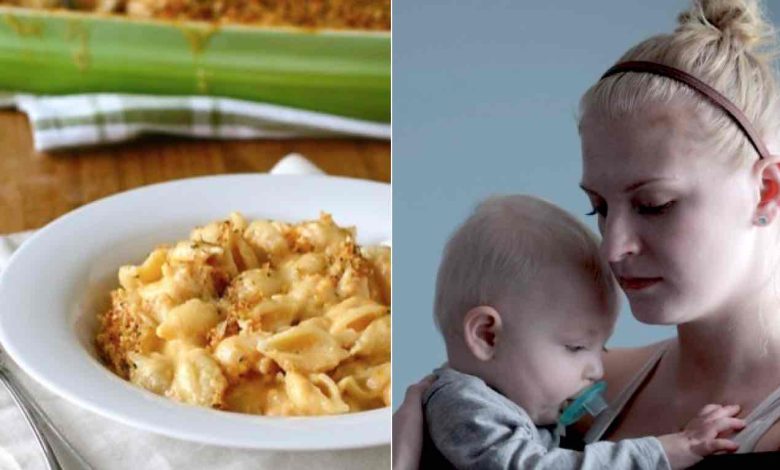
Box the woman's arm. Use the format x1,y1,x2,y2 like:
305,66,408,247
392,376,435,470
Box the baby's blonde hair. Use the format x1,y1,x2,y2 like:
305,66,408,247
433,195,616,344
580,0,780,166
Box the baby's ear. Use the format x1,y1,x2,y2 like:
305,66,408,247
462,306,503,361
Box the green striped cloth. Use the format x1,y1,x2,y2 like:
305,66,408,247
0,92,390,151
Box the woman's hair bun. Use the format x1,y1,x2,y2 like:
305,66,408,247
677,0,774,52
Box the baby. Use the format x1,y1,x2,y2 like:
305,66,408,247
423,195,744,470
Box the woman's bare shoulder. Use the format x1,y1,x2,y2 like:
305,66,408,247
602,340,671,401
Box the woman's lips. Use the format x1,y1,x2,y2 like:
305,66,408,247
618,276,662,291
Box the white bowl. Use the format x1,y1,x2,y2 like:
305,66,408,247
0,174,391,450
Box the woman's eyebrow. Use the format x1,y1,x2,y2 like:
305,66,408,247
580,177,677,195
622,177,675,193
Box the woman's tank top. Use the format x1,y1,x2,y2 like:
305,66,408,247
585,341,780,453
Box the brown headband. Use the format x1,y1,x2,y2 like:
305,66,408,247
601,60,769,160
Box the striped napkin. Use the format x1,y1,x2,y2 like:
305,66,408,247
0,154,390,470
0,93,391,151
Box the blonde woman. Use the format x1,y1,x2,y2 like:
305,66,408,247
394,0,780,467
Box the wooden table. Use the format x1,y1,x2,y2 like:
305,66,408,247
0,110,390,234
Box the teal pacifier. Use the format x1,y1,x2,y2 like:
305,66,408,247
558,380,608,427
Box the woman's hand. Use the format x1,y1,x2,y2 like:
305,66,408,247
392,375,435,470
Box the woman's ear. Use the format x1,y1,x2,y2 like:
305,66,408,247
752,156,780,226
462,306,503,361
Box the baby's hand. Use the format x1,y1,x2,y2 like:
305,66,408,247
658,404,745,470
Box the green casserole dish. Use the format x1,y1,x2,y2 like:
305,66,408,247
0,6,390,122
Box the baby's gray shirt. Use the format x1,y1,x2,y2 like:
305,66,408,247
422,367,671,470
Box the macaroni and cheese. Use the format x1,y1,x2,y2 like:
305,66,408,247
0,0,392,31
96,212,391,416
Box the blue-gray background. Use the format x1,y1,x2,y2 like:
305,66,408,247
392,0,780,408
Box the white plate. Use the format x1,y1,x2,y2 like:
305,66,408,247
0,174,390,450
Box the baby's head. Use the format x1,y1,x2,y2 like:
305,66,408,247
434,195,619,425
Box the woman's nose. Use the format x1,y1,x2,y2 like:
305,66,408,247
600,213,640,263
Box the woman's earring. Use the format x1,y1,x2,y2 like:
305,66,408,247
758,215,769,226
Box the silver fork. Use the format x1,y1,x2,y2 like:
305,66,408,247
0,348,93,470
